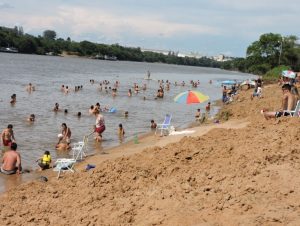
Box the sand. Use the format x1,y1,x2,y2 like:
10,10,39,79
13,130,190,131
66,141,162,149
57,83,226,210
1,83,300,225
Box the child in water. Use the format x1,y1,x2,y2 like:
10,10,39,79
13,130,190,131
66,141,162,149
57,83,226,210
36,151,52,171
118,123,125,137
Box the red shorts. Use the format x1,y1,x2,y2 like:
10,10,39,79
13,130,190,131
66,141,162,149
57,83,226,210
95,125,105,134
3,139,12,147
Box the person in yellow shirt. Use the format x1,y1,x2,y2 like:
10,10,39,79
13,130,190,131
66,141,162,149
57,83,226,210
36,151,52,171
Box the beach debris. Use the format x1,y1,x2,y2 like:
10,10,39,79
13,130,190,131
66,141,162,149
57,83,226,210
86,164,96,171
39,176,48,182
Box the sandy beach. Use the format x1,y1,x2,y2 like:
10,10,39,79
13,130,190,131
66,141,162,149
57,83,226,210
1,83,300,225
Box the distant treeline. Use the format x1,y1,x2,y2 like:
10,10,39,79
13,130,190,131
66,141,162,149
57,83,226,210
0,26,220,68
1,26,299,78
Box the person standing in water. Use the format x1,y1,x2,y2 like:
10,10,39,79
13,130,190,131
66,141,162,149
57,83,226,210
2,124,16,148
95,113,105,142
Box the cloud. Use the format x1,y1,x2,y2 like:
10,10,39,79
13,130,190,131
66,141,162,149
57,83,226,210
0,2,13,9
56,6,220,38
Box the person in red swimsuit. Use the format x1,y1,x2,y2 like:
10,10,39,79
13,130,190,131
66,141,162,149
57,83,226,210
2,124,15,147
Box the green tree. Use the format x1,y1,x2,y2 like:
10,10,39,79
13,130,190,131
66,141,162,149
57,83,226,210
43,30,57,40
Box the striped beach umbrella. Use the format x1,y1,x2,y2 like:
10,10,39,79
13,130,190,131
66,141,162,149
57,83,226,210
174,90,209,104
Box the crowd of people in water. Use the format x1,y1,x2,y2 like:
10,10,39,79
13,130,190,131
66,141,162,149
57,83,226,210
1,76,219,175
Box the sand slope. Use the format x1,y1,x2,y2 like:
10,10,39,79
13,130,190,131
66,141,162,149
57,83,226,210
1,84,300,226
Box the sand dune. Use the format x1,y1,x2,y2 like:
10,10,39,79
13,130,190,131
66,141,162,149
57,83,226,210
1,84,300,225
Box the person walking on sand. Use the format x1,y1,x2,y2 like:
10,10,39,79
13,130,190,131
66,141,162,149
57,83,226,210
262,84,297,119
95,113,105,142
0,142,22,175
2,124,15,147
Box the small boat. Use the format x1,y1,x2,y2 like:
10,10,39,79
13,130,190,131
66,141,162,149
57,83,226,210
0,47,18,53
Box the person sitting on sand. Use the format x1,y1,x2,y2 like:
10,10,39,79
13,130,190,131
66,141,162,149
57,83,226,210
95,113,105,142
150,120,157,129
262,84,297,119
27,114,35,122
56,123,71,147
251,85,262,100
36,151,51,171
118,123,125,137
2,124,15,147
1,142,22,175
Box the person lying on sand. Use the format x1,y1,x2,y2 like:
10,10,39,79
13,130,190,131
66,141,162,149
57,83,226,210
262,84,297,119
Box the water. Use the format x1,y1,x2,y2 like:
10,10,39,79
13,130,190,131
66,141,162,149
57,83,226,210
0,53,255,189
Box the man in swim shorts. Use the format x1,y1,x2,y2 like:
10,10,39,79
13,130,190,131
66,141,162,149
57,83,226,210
2,124,15,147
262,84,297,119
1,142,22,175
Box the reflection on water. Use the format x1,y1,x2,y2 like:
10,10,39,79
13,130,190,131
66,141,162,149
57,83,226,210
0,53,255,191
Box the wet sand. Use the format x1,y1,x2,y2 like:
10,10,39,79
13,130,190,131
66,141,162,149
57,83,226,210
1,83,300,225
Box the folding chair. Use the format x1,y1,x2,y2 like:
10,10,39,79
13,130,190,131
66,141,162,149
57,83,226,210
72,136,88,160
53,158,76,179
53,136,88,178
284,100,300,117
155,114,172,136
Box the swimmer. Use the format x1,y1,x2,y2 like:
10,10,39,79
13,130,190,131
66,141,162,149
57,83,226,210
195,109,201,119
124,111,129,118
53,103,59,112
77,112,82,118
150,120,157,129
118,123,125,137
27,114,35,122
89,105,95,114
10,94,16,104
205,102,211,112
64,109,68,114
26,83,35,92
128,89,132,97
64,86,69,94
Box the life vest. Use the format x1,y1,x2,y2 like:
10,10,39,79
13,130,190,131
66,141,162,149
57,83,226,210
42,154,51,165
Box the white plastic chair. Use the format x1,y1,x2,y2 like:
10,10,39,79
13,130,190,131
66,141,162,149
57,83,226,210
155,114,172,136
72,136,88,160
53,158,76,179
284,100,300,117
53,136,88,179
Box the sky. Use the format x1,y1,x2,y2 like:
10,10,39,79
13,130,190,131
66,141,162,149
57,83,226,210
0,0,299,57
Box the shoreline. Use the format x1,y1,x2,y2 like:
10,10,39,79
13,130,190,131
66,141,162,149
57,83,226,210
0,97,223,193
0,105,222,193
3,83,300,225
